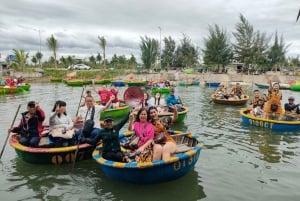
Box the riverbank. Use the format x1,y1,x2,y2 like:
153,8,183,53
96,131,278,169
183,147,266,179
11,70,299,86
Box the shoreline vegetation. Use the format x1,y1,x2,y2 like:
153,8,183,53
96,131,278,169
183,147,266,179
4,68,299,86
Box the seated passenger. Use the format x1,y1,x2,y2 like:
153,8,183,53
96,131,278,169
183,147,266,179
230,82,245,99
215,84,229,99
263,82,283,120
282,96,300,121
110,84,120,108
49,100,74,147
250,89,266,117
9,101,45,147
148,106,178,161
166,88,182,112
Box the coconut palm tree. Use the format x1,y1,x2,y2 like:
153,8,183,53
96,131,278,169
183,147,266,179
47,34,58,68
36,51,43,68
98,36,106,69
12,49,29,71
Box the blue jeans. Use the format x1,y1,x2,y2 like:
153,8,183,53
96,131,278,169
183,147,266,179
19,136,39,147
74,128,101,140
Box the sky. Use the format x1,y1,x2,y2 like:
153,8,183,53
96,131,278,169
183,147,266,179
0,0,299,63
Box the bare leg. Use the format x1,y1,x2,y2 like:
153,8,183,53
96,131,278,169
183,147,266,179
152,143,163,161
162,142,177,160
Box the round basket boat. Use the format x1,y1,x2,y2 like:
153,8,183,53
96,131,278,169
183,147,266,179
9,134,94,164
240,108,300,130
210,94,249,105
92,131,203,184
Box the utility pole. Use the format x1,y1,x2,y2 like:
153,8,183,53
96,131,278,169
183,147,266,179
158,26,162,71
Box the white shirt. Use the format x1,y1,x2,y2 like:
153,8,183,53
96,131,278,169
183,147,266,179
78,105,105,128
49,112,74,130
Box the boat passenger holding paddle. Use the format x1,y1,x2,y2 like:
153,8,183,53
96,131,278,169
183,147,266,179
282,96,300,121
9,101,45,147
263,82,283,120
148,105,178,161
73,95,113,144
48,100,74,147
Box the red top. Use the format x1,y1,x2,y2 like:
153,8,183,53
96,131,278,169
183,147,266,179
110,89,119,103
98,90,112,104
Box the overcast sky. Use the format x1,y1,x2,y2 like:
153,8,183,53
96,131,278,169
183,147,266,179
0,0,299,63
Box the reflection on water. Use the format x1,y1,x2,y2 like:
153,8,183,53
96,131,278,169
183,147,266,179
1,83,300,201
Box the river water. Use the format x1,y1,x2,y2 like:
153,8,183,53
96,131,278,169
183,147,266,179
0,83,300,201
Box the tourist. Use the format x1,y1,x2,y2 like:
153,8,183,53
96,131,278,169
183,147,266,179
93,84,112,106
73,95,113,143
128,107,154,162
249,89,266,117
166,88,182,112
282,96,300,121
110,84,120,108
215,84,229,99
148,105,177,161
230,82,245,99
49,100,74,147
9,101,45,147
263,82,283,120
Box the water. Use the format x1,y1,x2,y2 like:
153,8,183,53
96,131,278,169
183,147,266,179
0,83,300,201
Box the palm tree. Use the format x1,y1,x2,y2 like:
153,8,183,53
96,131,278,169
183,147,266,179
12,49,29,71
31,56,37,67
47,34,58,68
98,36,106,69
36,51,43,68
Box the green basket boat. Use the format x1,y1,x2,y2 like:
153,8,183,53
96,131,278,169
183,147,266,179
100,105,130,120
127,80,148,87
50,77,63,82
290,84,300,91
17,83,31,91
158,106,189,122
66,79,91,87
9,134,94,164
93,79,111,85
0,86,23,95
151,87,171,94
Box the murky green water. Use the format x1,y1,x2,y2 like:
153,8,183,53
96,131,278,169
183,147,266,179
0,83,300,201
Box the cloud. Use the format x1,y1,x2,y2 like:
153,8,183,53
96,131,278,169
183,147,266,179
0,0,299,62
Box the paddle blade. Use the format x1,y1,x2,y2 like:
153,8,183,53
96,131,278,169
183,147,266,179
123,87,144,108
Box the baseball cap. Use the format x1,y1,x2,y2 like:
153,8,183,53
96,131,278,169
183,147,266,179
288,96,295,100
104,116,114,122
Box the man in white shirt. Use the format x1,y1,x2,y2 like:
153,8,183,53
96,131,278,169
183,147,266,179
73,95,113,143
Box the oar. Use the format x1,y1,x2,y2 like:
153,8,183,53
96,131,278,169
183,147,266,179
0,104,21,159
72,107,89,169
75,86,85,117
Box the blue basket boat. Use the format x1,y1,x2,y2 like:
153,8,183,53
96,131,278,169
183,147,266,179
92,131,203,184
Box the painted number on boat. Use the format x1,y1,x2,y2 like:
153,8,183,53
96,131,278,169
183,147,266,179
173,152,199,171
249,119,274,129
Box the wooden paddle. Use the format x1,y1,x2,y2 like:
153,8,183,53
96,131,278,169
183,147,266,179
75,86,85,117
72,106,89,169
0,104,21,159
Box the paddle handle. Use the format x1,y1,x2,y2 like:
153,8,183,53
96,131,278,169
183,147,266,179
75,87,85,116
0,104,21,159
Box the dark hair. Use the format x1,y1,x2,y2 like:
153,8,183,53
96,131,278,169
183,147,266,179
154,93,161,105
52,100,67,117
143,92,149,107
253,89,259,92
147,106,158,120
135,107,150,122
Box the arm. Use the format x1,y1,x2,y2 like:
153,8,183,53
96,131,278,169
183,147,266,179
102,96,113,111
36,107,45,122
114,112,129,131
128,112,135,131
171,105,178,123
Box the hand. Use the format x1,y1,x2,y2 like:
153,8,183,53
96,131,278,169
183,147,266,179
35,101,40,109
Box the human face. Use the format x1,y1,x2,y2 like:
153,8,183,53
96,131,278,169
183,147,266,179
254,91,260,98
273,83,279,90
288,99,294,104
85,97,94,108
139,110,148,122
155,93,160,99
104,120,114,129
149,108,158,119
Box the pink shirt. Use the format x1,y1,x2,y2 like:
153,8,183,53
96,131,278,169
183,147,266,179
133,122,154,147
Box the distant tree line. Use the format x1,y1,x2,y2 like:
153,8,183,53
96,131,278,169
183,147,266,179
7,14,299,73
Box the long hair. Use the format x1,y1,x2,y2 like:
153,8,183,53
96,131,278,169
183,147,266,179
52,100,67,117
154,93,161,105
135,107,150,122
